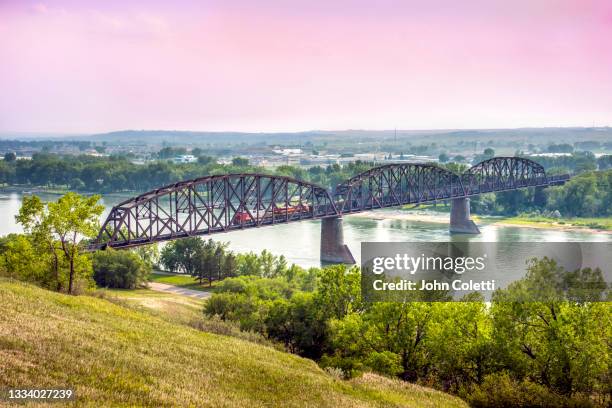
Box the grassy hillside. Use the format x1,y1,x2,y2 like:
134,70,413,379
0,279,467,408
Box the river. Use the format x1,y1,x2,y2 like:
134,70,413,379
1,191,609,269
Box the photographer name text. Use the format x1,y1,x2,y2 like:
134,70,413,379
372,279,496,291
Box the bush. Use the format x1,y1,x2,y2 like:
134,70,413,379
364,351,403,377
92,249,151,289
188,315,283,350
319,354,364,379
462,372,596,408
204,292,261,330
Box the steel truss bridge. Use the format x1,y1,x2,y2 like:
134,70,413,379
91,157,569,250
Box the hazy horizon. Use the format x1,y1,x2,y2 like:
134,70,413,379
2,126,612,142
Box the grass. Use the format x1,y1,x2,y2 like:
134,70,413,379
499,215,612,231
149,272,219,291
100,288,206,325
0,279,468,407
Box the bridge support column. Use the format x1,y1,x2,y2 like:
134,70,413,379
450,198,480,234
320,216,355,264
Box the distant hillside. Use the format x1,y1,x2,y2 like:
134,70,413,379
73,127,612,146
0,279,468,408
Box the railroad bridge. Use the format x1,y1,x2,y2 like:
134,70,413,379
91,157,570,263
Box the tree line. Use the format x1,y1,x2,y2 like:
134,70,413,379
2,149,605,189
0,152,373,193
0,150,610,221
467,169,612,218
159,237,294,286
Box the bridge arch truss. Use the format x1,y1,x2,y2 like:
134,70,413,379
461,156,548,194
334,163,467,213
95,174,338,249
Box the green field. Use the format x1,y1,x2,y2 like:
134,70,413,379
0,279,467,407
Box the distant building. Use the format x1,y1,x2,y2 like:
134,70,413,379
172,155,198,163
272,148,303,156
530,153,572,158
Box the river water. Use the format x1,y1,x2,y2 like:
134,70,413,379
1,191,609,269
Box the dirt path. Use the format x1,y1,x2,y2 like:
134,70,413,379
147,282,211,299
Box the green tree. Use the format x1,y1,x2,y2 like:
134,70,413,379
491,258,609,396
472,148,495,164
0,234,50,287
3,152,16,162
315,265,362,320
92,248,151,289
547,173,598,216
133,244,159,269
160,237,203,274
265,292,328,358
48,193,103,293
16,193,103,293
232,157,249,166
16,195,62,290
236,252,261,276
427,296,493,390
197,155,215,165
597,155,611,170
328,301,435,381
259,249,276,278
222,252,238,279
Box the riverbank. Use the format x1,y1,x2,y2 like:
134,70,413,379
0,185,138,198
348,209,612,233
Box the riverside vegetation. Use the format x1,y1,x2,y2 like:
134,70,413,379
0,192,610,407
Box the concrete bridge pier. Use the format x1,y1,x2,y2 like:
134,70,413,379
449,198,480,234
320,216,356,264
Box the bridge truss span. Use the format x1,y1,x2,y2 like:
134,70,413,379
95,174,338,249
334,163,466,213
92,157,570,250
461,156,549,195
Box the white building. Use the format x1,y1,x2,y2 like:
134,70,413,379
172,155,198,163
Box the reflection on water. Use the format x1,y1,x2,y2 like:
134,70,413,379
0,192,609,269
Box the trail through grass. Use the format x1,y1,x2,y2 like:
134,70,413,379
149,272,219,291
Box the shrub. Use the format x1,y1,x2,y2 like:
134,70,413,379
324,366,346,380
462,372,596,408
203,292,261,330
319,354,364,379
92,249,151,289
365,351,403,377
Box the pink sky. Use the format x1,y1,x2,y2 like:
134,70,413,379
0,0,611,134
